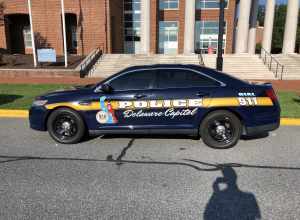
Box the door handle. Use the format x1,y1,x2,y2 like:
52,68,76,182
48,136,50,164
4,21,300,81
78,100,92,106
196,92,209,97
134,94,147,99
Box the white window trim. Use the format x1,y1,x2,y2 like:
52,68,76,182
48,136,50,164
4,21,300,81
196,0,229,10
159,0,179,11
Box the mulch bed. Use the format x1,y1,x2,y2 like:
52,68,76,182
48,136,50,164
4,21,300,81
0,54,84,69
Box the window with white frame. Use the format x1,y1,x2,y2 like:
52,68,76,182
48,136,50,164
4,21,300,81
196,0,228,9
194,21,226,53
159,0,179,10
23,26,32,48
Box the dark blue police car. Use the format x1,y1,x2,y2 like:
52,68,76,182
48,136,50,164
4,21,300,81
29,64,280,149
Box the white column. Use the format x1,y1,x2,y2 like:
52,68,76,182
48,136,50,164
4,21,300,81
235,0,252,53
184,0,195,54
262,0,276,53
140,0,150,54
248,0,259,54
282,0,299,54
61,0,68,67
27,0,37,67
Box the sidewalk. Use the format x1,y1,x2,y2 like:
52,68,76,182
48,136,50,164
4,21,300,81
0,77,299,92
0,77,103,85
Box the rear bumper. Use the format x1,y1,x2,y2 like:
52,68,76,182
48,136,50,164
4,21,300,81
245,121,280,136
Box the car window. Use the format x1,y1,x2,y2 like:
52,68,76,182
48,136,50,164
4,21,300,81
109,69,156,91
157,68,220,89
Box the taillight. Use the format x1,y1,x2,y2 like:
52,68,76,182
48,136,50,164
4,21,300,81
265,88,278,102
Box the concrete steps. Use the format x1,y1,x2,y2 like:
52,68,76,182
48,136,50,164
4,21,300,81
91,54,200,77
90,53,276,80
273,54,300,80
203,54,276,79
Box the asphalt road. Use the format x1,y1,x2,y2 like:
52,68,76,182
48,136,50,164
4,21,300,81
0,119,300,220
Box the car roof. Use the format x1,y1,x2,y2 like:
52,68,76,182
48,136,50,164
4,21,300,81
117,64,248,86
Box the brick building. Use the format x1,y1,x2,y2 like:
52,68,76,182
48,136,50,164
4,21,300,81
0,0,237,56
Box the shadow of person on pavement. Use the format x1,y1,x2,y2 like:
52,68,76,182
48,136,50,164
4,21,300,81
204,166,261,220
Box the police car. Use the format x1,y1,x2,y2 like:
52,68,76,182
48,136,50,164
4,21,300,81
29,64,280,149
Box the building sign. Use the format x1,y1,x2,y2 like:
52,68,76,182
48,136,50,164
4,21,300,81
37,49,56,62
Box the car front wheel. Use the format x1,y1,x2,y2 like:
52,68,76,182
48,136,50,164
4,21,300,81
47,108,86,144
200,110,242,149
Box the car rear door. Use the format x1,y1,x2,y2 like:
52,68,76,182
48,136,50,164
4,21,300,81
148,67,221,131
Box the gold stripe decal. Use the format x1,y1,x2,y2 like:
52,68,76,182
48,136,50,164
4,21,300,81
45,97,273,111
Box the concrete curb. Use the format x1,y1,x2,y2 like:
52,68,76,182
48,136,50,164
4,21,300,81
0,109,300,126
0,110,29,118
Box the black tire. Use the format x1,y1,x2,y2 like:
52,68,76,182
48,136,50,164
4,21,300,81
47,108,86,144
200,110,242,149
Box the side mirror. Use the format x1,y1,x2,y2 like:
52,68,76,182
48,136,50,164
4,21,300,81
100,84,113,93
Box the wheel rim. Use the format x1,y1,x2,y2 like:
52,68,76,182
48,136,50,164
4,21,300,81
52,113,78,141
208,116,235,144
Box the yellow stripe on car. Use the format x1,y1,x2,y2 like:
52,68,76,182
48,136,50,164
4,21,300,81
45,97,273,111
45,102,100,111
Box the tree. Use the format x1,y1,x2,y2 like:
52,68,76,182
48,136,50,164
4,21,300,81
271,5,286,53
257,5,265,26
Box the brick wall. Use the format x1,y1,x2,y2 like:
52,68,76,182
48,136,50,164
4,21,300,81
0,0,108,56
0,0,237,56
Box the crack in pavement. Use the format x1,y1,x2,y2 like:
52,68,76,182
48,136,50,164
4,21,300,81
106,138,135,166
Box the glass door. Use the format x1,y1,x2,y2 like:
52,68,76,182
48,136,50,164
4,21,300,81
159,21,178,54
124,0,141,54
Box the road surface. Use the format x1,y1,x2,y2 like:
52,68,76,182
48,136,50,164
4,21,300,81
0,118,300,219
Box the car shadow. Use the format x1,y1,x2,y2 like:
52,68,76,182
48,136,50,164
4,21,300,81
241,132,269,140
0,94,23,106
100,133,198,140
98,133,269,142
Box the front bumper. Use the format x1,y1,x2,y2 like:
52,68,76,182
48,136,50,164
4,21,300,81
29,106,49,131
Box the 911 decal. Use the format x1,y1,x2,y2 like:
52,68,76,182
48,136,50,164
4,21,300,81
238,97,258,106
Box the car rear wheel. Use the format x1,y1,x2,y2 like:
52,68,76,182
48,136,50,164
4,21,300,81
200,110,242,149
47,108,86,144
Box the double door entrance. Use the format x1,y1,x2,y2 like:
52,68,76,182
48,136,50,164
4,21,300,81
158,21,178,54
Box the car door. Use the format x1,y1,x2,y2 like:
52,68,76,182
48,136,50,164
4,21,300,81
147,67,221,131
87,68,158,131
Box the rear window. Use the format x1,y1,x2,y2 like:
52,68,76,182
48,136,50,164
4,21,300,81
156,68,220,89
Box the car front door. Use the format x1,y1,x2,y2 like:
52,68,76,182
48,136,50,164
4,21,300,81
89,69,158,131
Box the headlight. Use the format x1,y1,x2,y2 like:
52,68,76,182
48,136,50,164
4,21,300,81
32,100,48,106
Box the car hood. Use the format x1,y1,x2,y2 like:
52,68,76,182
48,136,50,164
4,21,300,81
37,85,94,101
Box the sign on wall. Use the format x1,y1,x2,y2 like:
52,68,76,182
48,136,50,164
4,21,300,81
37,49,57,62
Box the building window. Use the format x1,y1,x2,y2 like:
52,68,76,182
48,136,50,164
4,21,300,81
196,0,228,9
159,0,179,10
23,26,32,48
124,0,141,53
195,21,226,54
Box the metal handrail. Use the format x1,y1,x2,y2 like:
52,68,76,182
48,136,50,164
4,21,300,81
195,49,205,66
260,47,285,80
79,48,102,78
